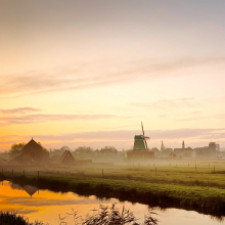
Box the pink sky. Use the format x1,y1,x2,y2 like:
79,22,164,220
0,0,225,151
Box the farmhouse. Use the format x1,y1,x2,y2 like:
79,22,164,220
13,138,49,165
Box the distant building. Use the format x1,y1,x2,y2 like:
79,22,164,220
194,142,217,159
159,141,174,158
61,150,76,164
161,148,174,158
12,138,49,165
174,141,193,158
151,147,160,157
216,144,220,151
161,141,165,151
174,141,219,159
209,142,216,150
174,147,193,158
127,150,154,161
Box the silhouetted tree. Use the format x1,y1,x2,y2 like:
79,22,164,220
9,143,25,158
75,146,94,154
100,146,118,154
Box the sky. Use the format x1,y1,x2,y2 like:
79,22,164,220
0,0,225,151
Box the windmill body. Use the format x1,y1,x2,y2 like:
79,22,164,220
127,122,153,161
133,122,149,151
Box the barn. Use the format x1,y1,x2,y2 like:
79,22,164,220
13,138,49,165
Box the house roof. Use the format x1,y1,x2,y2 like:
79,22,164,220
23,185,38,197
22,138,43,152
61,150,76,164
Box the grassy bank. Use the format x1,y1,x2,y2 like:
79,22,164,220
0,212,44,225
1,160,225,218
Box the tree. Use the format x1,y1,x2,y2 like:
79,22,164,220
9,143,25,158
100,146,118,154
75,146,94,154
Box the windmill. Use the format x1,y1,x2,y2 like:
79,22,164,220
133,122,150,151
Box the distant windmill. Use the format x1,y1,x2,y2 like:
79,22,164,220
133,122,150,151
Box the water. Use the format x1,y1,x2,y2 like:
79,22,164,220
0,180,224,225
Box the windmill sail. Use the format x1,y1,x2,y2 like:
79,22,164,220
142,122,149,150
141,121,145,136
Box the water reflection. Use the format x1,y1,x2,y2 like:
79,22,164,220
0,181,224,225
11,183,38,197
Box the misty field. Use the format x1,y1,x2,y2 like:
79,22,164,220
1,160,225,217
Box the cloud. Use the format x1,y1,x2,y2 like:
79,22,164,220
143,57,225,72
0,56,224,97
4,195,102,207
31,128,225,144
149,128,225,139
131,97,197,110
2,128,225,142
0,107,39,114
0,107,123,125
177,113,225,122
0,63,130,97
0,113,118,125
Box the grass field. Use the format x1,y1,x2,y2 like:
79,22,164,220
1,160,225,218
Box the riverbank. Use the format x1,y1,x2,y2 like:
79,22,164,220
1,161,225,218
0,212,45,225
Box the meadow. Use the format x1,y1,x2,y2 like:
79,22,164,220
1,159,225,218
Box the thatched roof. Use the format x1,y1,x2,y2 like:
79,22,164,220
10,182,37,197
13,138,49,165
22,138,43,154
61,150,76,164
23,185,38,197
10,183,23,190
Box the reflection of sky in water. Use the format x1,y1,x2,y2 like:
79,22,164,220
0,181,224,225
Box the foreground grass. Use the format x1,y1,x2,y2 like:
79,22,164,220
0,204,158,225
0,212,44,225
1,160,225,217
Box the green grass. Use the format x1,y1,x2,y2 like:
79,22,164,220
1,160,225,217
